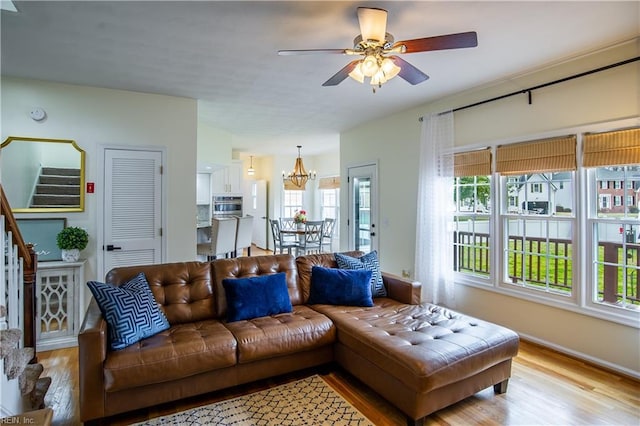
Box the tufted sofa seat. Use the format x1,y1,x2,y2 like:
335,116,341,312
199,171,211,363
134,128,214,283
79,252,519,426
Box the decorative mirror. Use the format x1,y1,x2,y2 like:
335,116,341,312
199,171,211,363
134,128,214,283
1,136,86,212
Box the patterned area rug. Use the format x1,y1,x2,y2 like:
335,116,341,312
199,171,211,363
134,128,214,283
134,375,374,425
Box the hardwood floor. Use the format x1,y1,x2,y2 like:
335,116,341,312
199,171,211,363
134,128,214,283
38,340,639,426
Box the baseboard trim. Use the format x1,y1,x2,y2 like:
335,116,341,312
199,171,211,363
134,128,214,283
519,333,640,381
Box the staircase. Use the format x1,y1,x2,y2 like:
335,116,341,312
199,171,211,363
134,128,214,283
1,184,51,417
0,305,51,411
31,167,81,208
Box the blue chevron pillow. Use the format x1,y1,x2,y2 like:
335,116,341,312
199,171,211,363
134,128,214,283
335,250,387,297
87,273,170,350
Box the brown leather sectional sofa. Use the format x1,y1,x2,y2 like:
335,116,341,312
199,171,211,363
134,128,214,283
79,252,519,425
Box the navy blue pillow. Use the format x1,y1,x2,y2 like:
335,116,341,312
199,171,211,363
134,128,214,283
87,273,170,351
308,266,373,307
335,251,387,297
222,272,293,322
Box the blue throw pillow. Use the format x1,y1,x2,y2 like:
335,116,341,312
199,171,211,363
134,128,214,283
87,273,170,351
335,251,387,297
222,272,293,322
308,266,373,307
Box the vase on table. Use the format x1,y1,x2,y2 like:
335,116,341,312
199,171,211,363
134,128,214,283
297,223,305,231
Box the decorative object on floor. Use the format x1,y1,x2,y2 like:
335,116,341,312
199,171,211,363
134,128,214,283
278,7,477,92
56,226,88,262
282,145,316,189
133,375,373,426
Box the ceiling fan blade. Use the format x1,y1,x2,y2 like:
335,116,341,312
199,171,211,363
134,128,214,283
278,49,348,56
357,7,387,42
322,60,361,86
394,31,478,53
390,56,429,85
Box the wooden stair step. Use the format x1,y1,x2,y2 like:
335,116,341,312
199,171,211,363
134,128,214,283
4,347,34,380
41,167,80,176
30,376,52,410
19,363,44,395
0,328,22,356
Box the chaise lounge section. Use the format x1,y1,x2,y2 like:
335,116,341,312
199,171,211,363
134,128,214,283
79,252,519,425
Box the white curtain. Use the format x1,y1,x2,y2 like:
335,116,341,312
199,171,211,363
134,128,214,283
414,111,455,306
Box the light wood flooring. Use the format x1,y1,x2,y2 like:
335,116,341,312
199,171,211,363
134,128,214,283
38,340,639,426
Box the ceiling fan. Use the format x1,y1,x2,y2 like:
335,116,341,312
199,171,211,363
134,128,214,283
278,7,478,91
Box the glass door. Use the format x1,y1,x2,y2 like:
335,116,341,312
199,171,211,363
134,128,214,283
348,163,378,252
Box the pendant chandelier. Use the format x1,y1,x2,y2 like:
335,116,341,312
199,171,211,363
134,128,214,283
247,156,255,176
282,145,316,189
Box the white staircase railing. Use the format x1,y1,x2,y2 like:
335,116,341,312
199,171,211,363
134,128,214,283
2,219,25,335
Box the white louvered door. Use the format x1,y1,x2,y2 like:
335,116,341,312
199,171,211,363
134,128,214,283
103,149,163,275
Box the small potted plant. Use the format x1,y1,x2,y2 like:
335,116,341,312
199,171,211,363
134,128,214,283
56,226,89,262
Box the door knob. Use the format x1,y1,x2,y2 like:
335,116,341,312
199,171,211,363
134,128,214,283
105,245,122,251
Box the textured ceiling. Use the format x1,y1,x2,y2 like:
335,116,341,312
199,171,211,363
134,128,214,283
1,1,638,157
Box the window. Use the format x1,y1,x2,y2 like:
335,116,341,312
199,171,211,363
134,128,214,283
319,176,341,239
447,125,639,327
282,190,303,217
452,148,492,279
614,196,623,207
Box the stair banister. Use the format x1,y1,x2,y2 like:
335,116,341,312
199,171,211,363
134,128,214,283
1,184,38,360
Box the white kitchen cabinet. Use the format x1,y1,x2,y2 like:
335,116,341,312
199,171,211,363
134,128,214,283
196,173,211,204
212,161,243,194
36,260,85,350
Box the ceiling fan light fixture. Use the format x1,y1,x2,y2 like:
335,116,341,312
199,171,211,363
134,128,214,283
381,57,401,80
348,65,365,83
361,55,379,77
357,7,388,43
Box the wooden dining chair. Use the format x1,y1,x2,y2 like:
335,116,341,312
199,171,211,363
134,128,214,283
279,217,298,243
270,219,299,255
298,220,323,255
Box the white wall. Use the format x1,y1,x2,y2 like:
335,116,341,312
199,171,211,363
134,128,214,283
1,77,198,292
340,41,640,375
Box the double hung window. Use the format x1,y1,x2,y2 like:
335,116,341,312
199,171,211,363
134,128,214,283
451,125,639,325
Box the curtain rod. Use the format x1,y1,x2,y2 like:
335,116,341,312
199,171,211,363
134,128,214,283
419,56,639,120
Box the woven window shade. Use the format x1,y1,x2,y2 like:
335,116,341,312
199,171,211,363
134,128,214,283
284,180,305,191
583,127,640,167
454,148,491,177
318,176,340,190
496,135,576,175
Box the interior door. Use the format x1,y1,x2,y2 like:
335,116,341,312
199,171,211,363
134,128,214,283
101,148,164,277
244,179,268,249
347,163,378,253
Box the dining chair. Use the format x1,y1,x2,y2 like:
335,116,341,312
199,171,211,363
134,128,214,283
234,215,254,257
270,219,299,255
298,220,323,255
320,218,336,252
279,217,298,243
196,217,237,260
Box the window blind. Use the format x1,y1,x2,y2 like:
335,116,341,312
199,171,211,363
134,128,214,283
496,135,576,175
454,148,491,177
583,127,640,167
318,176,340,190
284,180,305,191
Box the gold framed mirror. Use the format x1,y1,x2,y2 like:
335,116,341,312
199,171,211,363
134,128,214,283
1,136,86,212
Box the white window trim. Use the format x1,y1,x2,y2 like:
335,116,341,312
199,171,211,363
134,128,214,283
452,118,639,329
